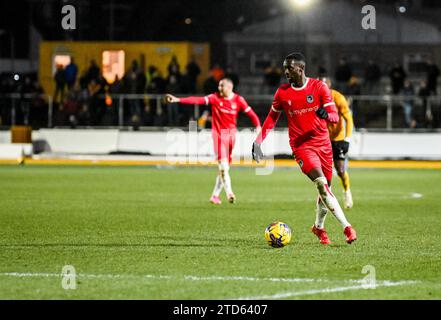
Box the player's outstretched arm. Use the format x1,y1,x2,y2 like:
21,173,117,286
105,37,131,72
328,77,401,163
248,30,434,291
165,94,180,103
165,94,207,105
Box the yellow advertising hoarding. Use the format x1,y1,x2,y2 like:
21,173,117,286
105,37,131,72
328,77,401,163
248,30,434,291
39,41,210,95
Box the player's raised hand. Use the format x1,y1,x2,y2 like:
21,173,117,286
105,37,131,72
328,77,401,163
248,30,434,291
316,107,329,119
252,141,264,163
165,94,180,103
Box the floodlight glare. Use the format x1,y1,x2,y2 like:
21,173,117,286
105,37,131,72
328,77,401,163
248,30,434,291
289,0,313,9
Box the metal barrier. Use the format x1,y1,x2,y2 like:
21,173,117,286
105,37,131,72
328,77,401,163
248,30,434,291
0,93,439,130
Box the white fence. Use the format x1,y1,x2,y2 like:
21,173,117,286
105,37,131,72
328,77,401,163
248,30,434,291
1,129,440,160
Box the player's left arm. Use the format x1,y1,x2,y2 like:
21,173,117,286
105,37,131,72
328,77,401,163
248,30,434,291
239,96,261,130
316,83,339,123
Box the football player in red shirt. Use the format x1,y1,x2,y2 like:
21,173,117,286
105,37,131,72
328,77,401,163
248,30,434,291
166,78,261,205
252,53,357,244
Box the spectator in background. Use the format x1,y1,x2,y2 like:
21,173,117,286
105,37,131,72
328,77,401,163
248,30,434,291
18,76,34,126
203,72,218,95
124,60,146,126
334,57,352,93
86,60,100,83
79,69,89,90
53,64,67,104
185,56,201,93
145,66,166,127
210,64,225,82
364,59,382,94
168,56,181,77
146,66,166,94
389,62,406,94
87,78,105,125
426,59,440,95
317,65,327,77
62,83,82,128
153,104,167,126
165,74,182,126
225,66,240,91
29,79,46,129
418,80,433,128
264,61,282,94
65,57,78,89
347,76,361,96
401,79,415,128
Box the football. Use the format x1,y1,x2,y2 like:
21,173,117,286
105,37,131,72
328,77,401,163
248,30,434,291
264,221,292,247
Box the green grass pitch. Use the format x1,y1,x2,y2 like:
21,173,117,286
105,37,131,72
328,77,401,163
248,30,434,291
0,165,440,299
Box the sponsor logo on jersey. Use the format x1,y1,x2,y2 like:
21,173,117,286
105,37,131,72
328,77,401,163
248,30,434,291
287,105,319,117
307,95,314,104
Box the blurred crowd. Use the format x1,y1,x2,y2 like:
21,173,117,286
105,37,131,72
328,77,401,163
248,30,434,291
0,56,440,129
51,55,207,128
262,58,440,128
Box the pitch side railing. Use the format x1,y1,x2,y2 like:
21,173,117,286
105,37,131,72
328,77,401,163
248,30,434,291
0,93,439,130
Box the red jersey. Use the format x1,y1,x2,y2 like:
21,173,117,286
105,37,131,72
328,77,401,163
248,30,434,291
179,93,260,135
269,78,337,150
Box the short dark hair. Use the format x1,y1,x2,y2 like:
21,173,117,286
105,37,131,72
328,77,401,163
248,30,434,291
285,52,306,65
220,77,234,85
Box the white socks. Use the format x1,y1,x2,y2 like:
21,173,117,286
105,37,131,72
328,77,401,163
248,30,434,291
315,196,328,229
219,161,233,196
212,174,223,197
314,177,351,228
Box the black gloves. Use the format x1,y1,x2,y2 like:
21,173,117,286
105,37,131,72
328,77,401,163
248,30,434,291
316,107,329,120
252,142,264,163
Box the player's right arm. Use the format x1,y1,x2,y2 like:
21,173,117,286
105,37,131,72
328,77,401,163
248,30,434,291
252,89,282,163
165,94,210,105
255,89,282,145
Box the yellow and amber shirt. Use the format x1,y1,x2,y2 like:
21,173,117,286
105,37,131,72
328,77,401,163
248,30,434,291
327,89,354,142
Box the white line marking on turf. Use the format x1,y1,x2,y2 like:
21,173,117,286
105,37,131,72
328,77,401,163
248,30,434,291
0,272,419,287
236,280,419,300
0,272,319,283
410,192,423,199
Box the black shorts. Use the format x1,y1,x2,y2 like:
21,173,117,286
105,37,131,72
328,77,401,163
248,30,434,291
331,141,348,161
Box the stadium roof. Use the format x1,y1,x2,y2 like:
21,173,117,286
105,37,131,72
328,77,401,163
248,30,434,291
225,1,441,44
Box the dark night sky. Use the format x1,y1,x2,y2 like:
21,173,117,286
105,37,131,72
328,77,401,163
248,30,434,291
0,0,284,64
1,0,441,64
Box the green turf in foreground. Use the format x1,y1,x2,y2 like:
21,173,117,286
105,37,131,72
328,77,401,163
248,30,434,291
0,165,440,299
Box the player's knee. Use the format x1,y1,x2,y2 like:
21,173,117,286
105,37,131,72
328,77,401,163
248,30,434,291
219,161,230,172
314,177,328,197
337,168,345,177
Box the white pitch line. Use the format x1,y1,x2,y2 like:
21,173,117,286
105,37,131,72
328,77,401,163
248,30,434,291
0,272,320,283
236,280,419,300
410,192,423,199
0,272,419,288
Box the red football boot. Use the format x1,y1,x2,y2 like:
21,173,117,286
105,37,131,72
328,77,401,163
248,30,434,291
311,225,331,245
344,226,357,244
